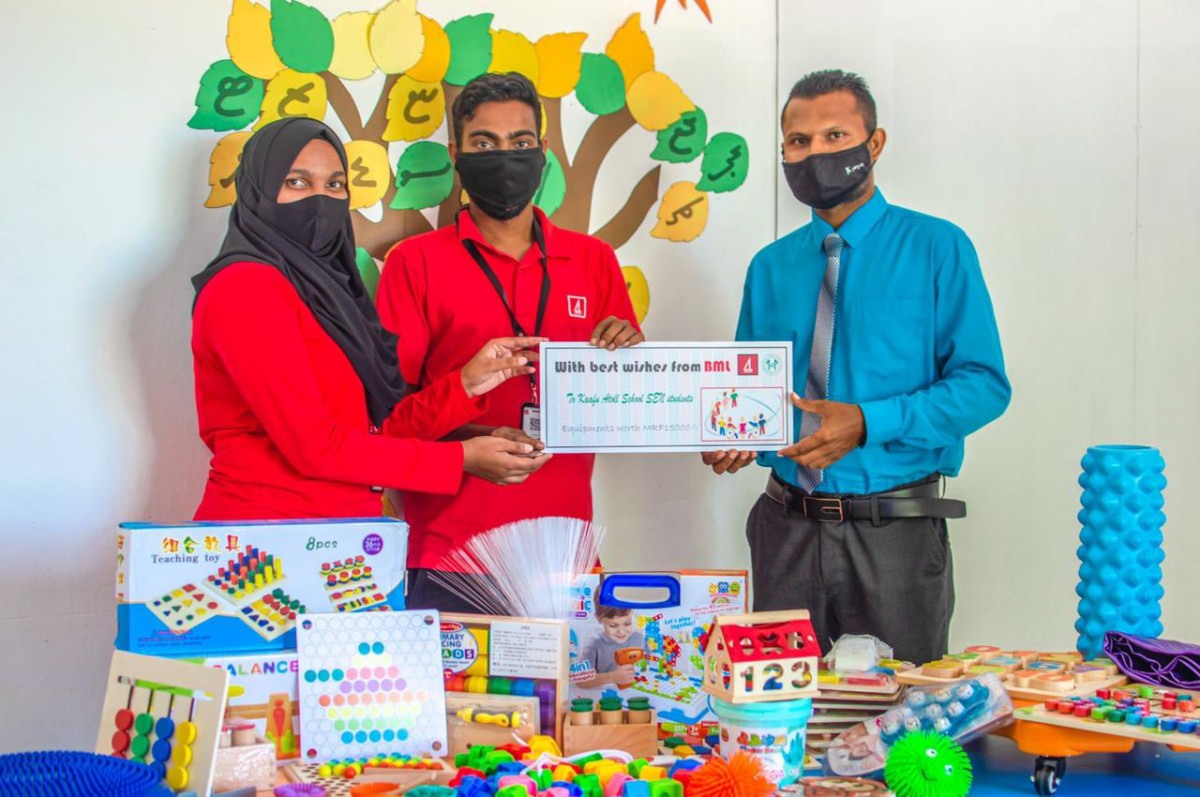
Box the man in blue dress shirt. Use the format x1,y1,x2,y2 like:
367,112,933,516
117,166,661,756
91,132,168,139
704,70,1011,664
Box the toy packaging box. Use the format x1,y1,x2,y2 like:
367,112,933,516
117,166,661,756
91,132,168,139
569,570,747,743
116,518,407,656
196,652,301,764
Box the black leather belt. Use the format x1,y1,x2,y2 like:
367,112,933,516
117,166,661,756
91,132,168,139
765,472,966,523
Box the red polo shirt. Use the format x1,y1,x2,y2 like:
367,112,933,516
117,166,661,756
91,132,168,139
378,208,639,570
192,262,487,522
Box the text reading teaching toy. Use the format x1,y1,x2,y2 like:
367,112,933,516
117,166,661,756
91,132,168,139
703,611,821,704
297,610,448,761
95,651,230,796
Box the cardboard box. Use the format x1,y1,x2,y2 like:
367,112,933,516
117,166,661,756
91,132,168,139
195,652,301,764
116,518,407,656
569,571,748,742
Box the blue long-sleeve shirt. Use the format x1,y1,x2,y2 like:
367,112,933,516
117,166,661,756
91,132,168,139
736,189,1011,494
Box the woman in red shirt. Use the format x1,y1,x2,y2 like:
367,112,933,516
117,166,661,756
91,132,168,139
191,118,548,521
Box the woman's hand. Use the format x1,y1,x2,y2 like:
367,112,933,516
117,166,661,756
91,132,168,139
462,436,552,485
460,336,546,397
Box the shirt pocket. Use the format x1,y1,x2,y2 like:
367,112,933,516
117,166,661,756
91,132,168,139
845,297,931,392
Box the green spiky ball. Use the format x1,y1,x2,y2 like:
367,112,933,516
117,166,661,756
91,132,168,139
884,731,973,797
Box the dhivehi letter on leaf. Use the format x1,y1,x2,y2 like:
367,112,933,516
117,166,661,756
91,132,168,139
188,60,264,132
390,141,454,210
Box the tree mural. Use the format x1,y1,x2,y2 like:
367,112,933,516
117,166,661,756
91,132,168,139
189,0,749,321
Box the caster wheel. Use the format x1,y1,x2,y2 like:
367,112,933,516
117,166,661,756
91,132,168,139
1032,756,1065,795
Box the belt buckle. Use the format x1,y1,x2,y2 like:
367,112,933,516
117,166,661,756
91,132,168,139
803,496,844,522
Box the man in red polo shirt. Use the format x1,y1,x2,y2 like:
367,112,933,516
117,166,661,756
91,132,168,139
378,72,643,611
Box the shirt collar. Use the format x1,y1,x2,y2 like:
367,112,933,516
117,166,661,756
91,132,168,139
810,188,889,249
455,206,568,260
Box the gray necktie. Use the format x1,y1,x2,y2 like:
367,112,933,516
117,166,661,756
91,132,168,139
795,233,843,493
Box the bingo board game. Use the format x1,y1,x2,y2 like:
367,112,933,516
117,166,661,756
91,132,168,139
297,611,448,761
96,651,229,796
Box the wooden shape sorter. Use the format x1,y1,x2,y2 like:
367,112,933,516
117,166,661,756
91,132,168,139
297,610,448,762
96,650,228,796
898,647,1127,702
148,583,223,633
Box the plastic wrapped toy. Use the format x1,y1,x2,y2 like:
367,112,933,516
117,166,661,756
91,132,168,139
824,673,1013,777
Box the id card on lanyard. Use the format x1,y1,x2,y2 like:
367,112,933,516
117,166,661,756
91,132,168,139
458,210,550,440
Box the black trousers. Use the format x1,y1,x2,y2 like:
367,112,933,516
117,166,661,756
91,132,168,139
406,568,496,614
745,491,955,666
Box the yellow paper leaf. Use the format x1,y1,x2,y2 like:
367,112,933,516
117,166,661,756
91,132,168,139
651,181,708,242
622,265,650,324
488,29,539,85
226,0,285,80
369,0,424,75
205,131,252,208
534,32,587,98
627,70,694,131
406,15,450,83
382,75,446,142
539,98,547,138
254,69,328,130
329,11,376,81
605,13,654,91
344,140,391,210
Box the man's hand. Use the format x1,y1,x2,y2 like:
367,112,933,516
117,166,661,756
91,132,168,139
490,426,545,457
590,316,644,350
701,450,756,475
778,393,865,470
460,336,546,397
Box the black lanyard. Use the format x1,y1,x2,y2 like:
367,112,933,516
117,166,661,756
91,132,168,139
457,210,550,339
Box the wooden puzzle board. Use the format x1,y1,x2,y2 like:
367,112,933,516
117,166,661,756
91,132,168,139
96,650,229,797
897,665,1126,701
297,611,448,761
1015,704,1200,749
815,676,901,696
283,762,452,797
147,582,224,633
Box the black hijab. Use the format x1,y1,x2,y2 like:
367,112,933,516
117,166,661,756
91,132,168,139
193,117,406,427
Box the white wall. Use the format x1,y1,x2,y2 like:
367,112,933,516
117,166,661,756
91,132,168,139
2,0,1198,753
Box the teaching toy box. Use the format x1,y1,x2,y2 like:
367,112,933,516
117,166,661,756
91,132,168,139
196,652,301,764
569,570,748,744
116,518,407,656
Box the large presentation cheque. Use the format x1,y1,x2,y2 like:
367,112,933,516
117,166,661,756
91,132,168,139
538,341,794,453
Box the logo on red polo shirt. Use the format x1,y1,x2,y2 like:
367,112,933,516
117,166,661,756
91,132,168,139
737,354,759,375
567,295,587,319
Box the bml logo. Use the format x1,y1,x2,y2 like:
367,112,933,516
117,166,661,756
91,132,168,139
737,354,758,375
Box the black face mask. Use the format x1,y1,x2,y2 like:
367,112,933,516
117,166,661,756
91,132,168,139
782,138,874,210
259,193,349,255
456,149,547,220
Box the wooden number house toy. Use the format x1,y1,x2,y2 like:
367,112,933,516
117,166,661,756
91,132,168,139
703,610,821,703
96,650,229,796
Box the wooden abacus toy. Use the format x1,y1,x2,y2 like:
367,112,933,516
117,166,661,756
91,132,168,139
899,646,1127,701
96,650,229,796
1016,685,1200,750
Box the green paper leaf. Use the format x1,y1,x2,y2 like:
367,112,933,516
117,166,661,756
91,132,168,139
651,109,707,164
355,247,379,301
575,53,626,116
534,149,566,217
443,14,494,86
695,132,749,193
187,60,265,132
270,0,334,74
390,141,453,210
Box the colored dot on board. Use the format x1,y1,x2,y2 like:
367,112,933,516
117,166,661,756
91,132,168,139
397,729,408,741
304,670,317,683
373,642,384,654
334,720,344,731
363,694,373,706
388,667,400,678
381,679,393,691
340,681,352,694
395,678,406,690
375,666,386,679
369,730,381,742
332,669,344,681
359,643,370,655
347,668,357,680
356,731,368,743
347,719,358,731
368,680,379,691
333,695,345,706
383,729,395,742
319,696,331,707
348,694,359,706
354,681,366,693
342,732,354,744
318,670,330,682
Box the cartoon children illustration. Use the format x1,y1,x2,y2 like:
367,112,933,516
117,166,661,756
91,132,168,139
576,604,646,689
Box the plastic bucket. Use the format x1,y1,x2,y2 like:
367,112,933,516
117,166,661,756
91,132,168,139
713,696,812,785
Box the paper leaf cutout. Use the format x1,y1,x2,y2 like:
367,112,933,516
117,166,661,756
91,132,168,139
575,53,626,116
443,14,494,86
270,0,334,74
390,141,453,210
488,29,539,85
651,108,707,163
627,70,694,131
605,14,654,91
696,132,749,193
188,60,265,132
254,69,328,130
329,11,376,80
622,265,650,324
534,149,566,217
368,0,423,75
356,247,380,301
382,76,445,142
205,131,252,208
651,181,708,242
407,15,451,83
226,0,285,80
344,140,391,210
535,33,587,98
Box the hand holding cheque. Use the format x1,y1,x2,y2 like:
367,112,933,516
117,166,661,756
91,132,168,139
703,394,866,474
